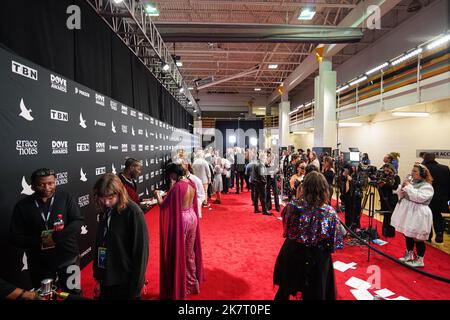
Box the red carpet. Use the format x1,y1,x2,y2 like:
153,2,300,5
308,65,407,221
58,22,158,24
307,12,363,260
81,188,450,300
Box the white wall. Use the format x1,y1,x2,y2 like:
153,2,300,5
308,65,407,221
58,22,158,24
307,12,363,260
337,99,450,179
289,133,314,151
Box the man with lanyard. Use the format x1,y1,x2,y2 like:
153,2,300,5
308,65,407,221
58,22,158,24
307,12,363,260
9,168,84,293
118,158,142,205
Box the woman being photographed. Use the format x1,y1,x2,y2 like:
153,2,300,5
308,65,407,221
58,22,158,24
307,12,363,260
391,163,434,268
156,163,203,299
273,171,344,300
289,161,306,198
92,174,149,300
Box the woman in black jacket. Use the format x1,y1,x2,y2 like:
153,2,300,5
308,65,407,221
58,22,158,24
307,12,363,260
93,174,149,300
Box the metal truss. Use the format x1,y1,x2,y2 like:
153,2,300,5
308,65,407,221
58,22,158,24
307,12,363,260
85,0,197,112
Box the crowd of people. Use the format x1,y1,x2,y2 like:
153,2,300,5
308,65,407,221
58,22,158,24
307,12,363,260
1,145,449,300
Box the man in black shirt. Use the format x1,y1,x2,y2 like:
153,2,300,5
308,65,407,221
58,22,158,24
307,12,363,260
9,168,84,293
423,153,450,243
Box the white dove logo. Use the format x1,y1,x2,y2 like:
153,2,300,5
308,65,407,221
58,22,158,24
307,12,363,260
111,121,116,133
80,168,87,182
145,159,149,167
19,99,34,121
80,225,88,235
145,130,148,138
146,188,149,195
21,176,34,195
132,126,135,136
79,113,87,128
22,252,28,271
112,164,117,175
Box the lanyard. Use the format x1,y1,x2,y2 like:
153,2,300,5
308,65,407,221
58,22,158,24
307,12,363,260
34,196,55,230
102,208,113,244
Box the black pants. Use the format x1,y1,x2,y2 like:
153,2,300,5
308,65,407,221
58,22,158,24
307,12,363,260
254,183,267,213
266,176,280,211
352,195,362,228
244,175,251,191
29,256,81,294
430,206,445,236
100,283,141,300
250,182,256,207
230,165,235,187
235,171,245,193
380,195,396,237
222,175,229,193
342,194,354,228
405,236,426,257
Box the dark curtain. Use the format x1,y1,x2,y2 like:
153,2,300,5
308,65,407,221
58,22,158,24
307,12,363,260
0,0,191,130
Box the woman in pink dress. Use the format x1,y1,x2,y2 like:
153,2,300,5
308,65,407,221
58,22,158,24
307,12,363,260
155,163,203,299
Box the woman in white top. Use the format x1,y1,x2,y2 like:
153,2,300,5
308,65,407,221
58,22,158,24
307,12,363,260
391,163,434,268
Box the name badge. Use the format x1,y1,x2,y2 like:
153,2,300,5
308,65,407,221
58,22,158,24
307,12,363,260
98,247,107,269
40,230,55,250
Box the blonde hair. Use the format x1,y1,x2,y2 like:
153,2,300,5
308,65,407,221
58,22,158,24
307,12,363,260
93,174,129,213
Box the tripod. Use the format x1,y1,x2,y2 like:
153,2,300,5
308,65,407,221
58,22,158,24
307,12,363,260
361,182,378,262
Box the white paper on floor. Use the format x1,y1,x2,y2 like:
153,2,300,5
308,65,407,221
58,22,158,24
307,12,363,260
374,288,395,298
345,277,372,291
277,217,282,220
385,296,409,300
333,261,357,272
350,289,374,300
372,239,388,246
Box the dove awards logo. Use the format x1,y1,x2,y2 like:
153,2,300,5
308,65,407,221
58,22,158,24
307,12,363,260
52,140,68,155
138,144,143,152
122,144,128,153
95,93,105,106
138,112,143,120
145,145,149,151
150,117,154,124
20,176,34,195
111,121,116,133
145,173,149,181
12,60,38,81
79,113,87,128
131,144,136,152
80,225,88,235
112,163,117,175
18,99,34,121
16,140,38,156
144,116,149,121
122,125,128,134
96,142,106,153
138,129,143,136
121,105,128,115
50,74,67,93
80,168,88,182
130,110,136,117
138,176,143,183
78,194,89,208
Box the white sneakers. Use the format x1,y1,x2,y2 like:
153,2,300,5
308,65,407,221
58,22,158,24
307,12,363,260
399,250,415,262
406,256,424,268
399,251,425,268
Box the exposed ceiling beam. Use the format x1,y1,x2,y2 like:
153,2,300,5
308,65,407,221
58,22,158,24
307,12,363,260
268,0,402,103
152,1,357,9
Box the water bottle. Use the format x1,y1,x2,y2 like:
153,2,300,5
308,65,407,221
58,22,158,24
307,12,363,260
53,214,64,232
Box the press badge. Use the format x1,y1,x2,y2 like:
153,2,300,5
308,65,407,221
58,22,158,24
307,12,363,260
98,247,107,269
40,230,55,250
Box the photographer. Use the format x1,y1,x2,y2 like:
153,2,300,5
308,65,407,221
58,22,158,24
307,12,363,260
339,166,354,229
378,163,400,238
351,165,365,230
322,156,335,204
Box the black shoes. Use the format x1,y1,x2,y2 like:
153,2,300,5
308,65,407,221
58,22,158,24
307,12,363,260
435,233,444,243
254,209,261,213
263,211,272,216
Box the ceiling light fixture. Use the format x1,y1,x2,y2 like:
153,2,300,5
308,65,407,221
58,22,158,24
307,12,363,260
254,88,261,91
338,123,363,127
293,131,308,135
145,3,160,16
391,48,422,66
392,111,429,117
298,7,316,20
427,33,450,50
366,62,390,75
268,64,278,69
349,76,368,87
162,63,170,72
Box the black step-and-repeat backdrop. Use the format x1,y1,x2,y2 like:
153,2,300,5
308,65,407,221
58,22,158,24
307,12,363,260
0,46,195,288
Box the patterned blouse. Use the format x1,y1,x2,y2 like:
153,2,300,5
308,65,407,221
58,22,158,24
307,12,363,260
281,199,344,252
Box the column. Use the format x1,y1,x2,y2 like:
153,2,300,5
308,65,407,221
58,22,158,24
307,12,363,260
314,58,337,148
278,92,290,148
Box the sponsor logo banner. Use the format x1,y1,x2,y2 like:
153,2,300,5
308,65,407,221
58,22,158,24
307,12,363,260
95,93,105,106
75,87,90,98
96,142,106,153
121,105,128,115
50,109,68,122
12,60,38,81
122,144,128,152
52,140,68,154
50,74,67,92
96,167,106,175
78,194,90,208
55,172,68,186
16,140,38,155
77,143,90,152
